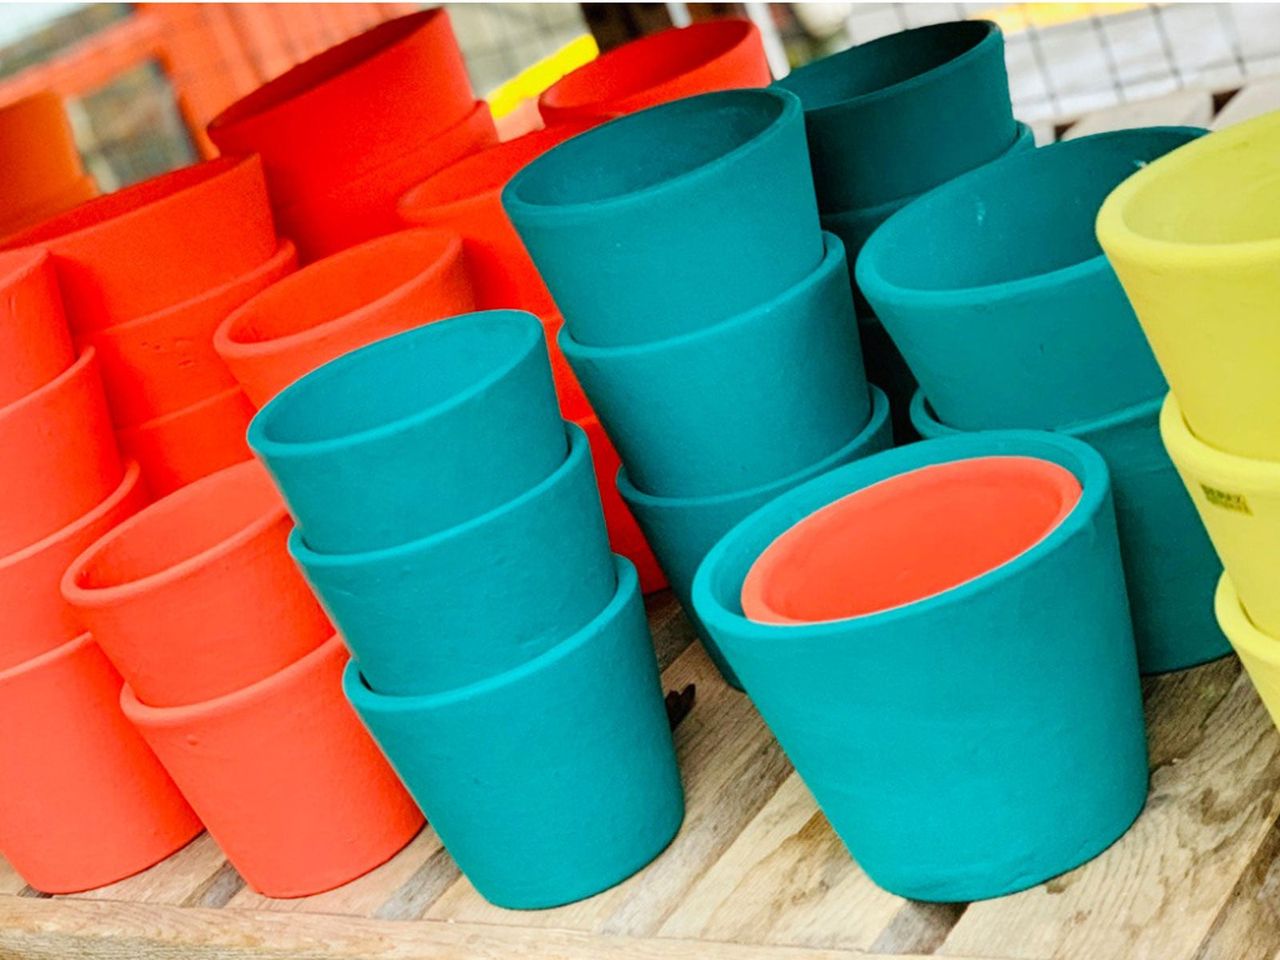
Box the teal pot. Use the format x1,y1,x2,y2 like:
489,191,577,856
775,20,1014,213
910,391,1228,673
502,88,822,348
856,315,917,445
691,431,1147,901
560,231,869,499
248,310,565,554
856,127,1203,432
292,423,616,695
620,386,892,686
344,555,684,910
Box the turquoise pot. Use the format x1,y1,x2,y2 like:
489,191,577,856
775,20,1014,213
856,127,1204,432
560,231,869,499
292,423,617,695
691,431,1148,901
910,391,1229,673
247,310,565,554
344,556,684,910
503,89,822,348
620,386,892,686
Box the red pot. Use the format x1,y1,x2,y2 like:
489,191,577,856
215,229,475,407
82,240,298,427
0,633,201,894
0,248,73,407
2,156,276,333
0,92,88,228
538,19,770,125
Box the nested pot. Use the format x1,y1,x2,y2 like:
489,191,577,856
0,248,74,407
1215,575,1280,735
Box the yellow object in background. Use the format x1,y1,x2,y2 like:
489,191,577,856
487,34,599,121
1216,575,1280,731
975,3,1145,34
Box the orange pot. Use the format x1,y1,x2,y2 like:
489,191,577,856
0,173,98,239
116,385,255,496
0,248,73,407
0,92,87,224
83,240,298,427
215,230,475,407
2,156,276,333
0,347,121,555
0,633,201,894
0,460,147,674
122,634,423,898
63,460,330,707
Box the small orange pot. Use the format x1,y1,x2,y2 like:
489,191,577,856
0,174,98,240
116,385,255,496
83,240,298,427
122,634,423,899
0,460,147,674
2,156,276,333
0,92,87,224
0,248,73,407
0,347,121,555
63,460,330,707
0,633,201,894
216,230,475,407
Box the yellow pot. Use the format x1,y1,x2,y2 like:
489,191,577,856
1214,575,1280,731
1160,391,1279,634
1097,109,1280,460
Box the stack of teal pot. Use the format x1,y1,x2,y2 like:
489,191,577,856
247,310,683,909
503,88,890,687
855,126,1228,674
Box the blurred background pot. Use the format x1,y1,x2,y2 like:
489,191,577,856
0,92,96,236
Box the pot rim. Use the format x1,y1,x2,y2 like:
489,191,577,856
0,246,51,291
118,384,247,437
1158,390,1280,489
1215,573,1280,665
0,630,91,685
910,387,1164,438
0,345,96,428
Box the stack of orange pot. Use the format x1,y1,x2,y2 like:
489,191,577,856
0,248,202,895
0,92,97,237
1,156,294,495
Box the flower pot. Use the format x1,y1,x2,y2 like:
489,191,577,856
2,156,276,333
690,431,1147,901
344,555,683,910
397,120,599,315
1215,575,1280,733
117,385,256,496
775,20,1014,213
0,248,73,407
544,312,592,422
857,127,1200,433
0,92,87,222
122,634,423,899
0,633,201,894
0,346,121,555
83,240,298,427
503,88,822,348
855,315,918,445
292,422,613,695
63,460,330,706
0,460,147,674
207,9,474,212
273,101,498,263
562,230,869,499
248,310,565,554
620,386,893,685
0,173,98,239
1096,110,1280,459
538,19,770,124
216,230,474,408
913,391,1228,673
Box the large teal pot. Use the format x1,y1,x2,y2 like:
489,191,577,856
856,127,1203,432
620,386,892,686
775,20,1014,213
561,231,869,498
691,431,1147,901
247,310,565,554
502,88,822,347
292,423,616,695
910,391,1228,673
344,556,684,910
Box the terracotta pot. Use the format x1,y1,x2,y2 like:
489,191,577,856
122,634,423,899
538,19,770,124
0,248,73,406
207,9,474,211
0,92,87,223
84,240,298,427
117,385,255,496
397,121,598,315
215,230,474,408
0,633,201,894
0,460,147,674
63,460,330,707
0,174,99,241
0,346,121,555
2,156,276,333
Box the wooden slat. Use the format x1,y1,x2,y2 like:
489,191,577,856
65,833,229,906
1211,78,1280,129
1062,88,1215,138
